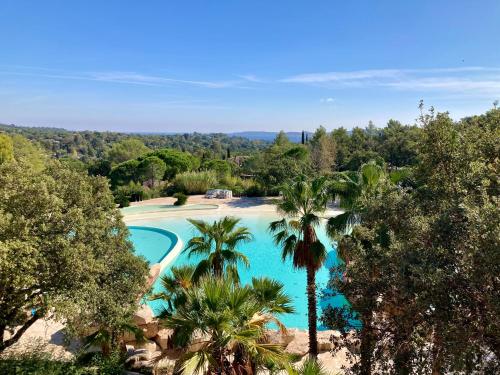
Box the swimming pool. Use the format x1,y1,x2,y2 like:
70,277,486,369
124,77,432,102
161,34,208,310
127,213,348,329
128,226,178,264
121,204,218,215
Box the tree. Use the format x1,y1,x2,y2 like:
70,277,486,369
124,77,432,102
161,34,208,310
0,161,148,352
109,159,141,187
138,156,166,187
331,128,351,171
322,109,500,374
309,126,336,174
106,138,150,165
269,176,329,358
273,131,291,148
146,148,200,180
184,217,252,282
161,276,293,374
326,161,391,245
10,134,48,172
0,134,13,164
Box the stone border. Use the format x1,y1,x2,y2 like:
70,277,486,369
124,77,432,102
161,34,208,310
129,226,184,290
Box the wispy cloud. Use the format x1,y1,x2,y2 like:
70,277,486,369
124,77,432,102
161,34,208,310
282,67,500,95
0,66,246,89
320,97,335,103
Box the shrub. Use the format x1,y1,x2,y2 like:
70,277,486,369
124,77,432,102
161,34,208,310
174,171,218,194
173,192,188,206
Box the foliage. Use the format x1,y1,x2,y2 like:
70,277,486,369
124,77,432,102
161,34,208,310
10,134,48,172
269,176,330,357
138,155,166,187
173,192,188,206
109,159,141,187
113,181,146,207
145,148,200,180
201,159,232,177
107,138,150,165
160,276,294,374
0,124,267,161
0,161,148,352
174,170,219,194
184,216,252,282
0,349,126,375
309,126,336,174
322,108,500,374
0,133,14,164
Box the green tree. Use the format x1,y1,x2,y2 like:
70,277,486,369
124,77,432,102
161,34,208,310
0,161,148,353
323,109,500,374
146,148,200,180
109,159,141,187
309,126,336,174
0,134,14,164
138,155,166,187
10,134,48,172
269,176,329,358
106,138,150,164
184,217,252,282
161,276,293,374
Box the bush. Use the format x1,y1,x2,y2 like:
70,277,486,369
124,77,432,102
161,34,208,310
173,192,188,206
244,183,266,197
174,171,218,194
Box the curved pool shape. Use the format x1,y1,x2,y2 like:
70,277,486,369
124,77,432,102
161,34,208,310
128,226,178,264
128,213,350,329
122,204,218,215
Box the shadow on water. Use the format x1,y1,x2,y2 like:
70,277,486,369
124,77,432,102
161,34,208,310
318,250,360,330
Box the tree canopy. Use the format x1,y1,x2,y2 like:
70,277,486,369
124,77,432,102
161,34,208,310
0,160,148,352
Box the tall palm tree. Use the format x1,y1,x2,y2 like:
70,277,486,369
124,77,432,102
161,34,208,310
184,216,252,282
269,176,329,358
161,276,294,375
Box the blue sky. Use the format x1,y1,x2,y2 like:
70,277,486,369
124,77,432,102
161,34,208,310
1,0,499,132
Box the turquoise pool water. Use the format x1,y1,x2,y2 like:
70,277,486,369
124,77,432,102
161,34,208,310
121,204,218,215
128,226,177,264
127,213,348,329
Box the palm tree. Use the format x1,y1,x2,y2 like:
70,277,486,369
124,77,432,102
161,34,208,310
326,161,400,262
184,216,252,282
161,276,294,375
269,175,329,358
149,265,196,316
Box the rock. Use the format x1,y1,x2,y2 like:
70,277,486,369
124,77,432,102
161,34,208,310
135,340,159,353
133,305,154,326
266,329,296,346
125,344,135,355
125,349,152,369
142,322,159,339
154,328,173,350
285,330,309,356
317,331,335,352
121,330,137,343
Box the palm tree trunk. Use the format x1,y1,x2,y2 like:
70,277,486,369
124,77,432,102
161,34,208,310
306,265,318,358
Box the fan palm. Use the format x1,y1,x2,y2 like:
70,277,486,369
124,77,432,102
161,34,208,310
184,216,252,282
161,276,294,375
269,175,330,358
149,265,196,316
326,161,398,261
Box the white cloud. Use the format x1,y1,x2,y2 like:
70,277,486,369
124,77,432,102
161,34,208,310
282,67,500,95
0,67,244,89
320,97,335,103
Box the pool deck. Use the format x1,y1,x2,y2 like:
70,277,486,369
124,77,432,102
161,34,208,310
122,195,342,222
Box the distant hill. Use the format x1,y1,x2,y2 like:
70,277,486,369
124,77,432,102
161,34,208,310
229,131,312,143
